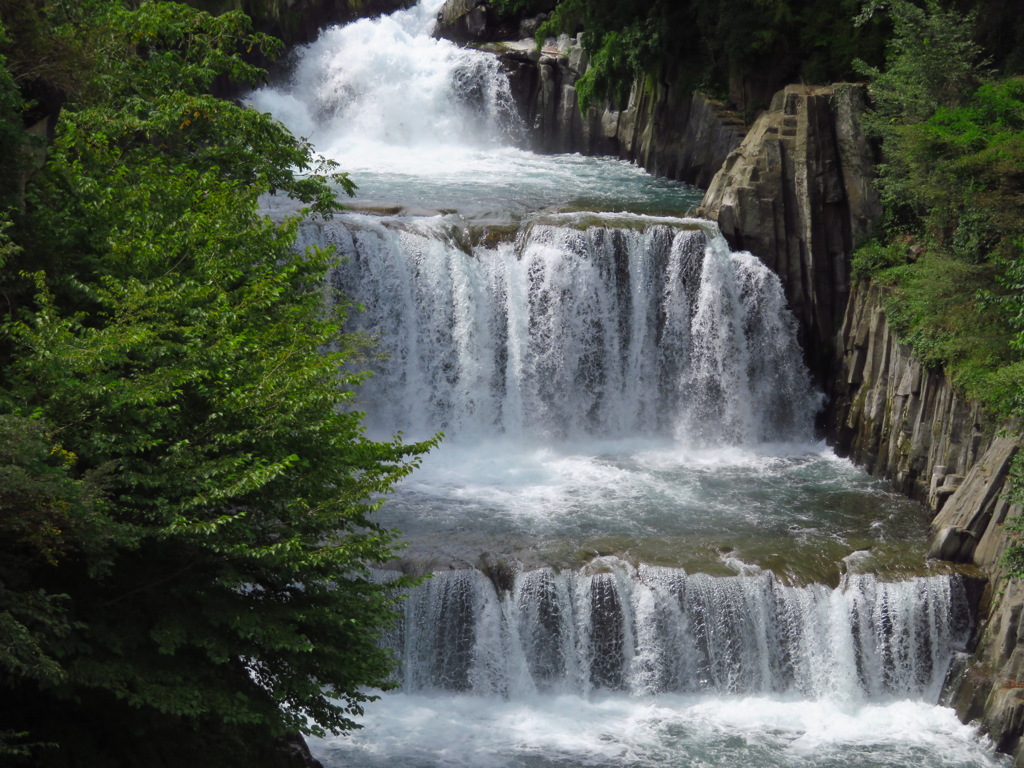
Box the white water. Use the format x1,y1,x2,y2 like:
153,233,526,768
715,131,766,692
248,0,700,215
250,3,1006,766
311,568,995,768
390,566,968,700
313,214,819,445
311,695,1002,768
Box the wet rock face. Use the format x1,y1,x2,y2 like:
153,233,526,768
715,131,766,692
831,282,993,503
937,434,1024,763
829,282,1021,559
698,83,881,395
948,548,1024,762
434,0,497,43
496,41,620,156
433,0,554,44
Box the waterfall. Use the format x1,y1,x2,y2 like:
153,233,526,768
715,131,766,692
247,0,521,176
251,2,1006,764
247,3,700,214
313,214,821,446
386,564,970,704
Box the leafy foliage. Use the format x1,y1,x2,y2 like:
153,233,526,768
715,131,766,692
0,413,109,683
0,0,434,763
490,0,550,19
853,23,1024,418
536,0,889,111
848,1,1024,568
855,0,989,230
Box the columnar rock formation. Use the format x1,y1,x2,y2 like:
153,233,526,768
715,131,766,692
492,42,748,188
834,282,1024,763
698,84,881,392
831,282,993,502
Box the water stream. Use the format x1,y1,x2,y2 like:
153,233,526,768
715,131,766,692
248,2,1007,765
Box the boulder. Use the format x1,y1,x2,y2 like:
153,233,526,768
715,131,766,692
433,0,531,43
434,0,492,42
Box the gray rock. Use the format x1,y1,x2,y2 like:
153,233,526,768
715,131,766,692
926,526,976,561
698,84,880,391
434,0,513,43
496,52,746,185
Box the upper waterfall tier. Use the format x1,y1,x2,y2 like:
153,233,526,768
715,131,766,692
308,214,821,447
251,0,521,158
246,0,699,214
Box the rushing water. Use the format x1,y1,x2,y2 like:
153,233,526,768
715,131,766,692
388,567,969,700
314,214,819,445
248,1,1007,766
249,1,699,215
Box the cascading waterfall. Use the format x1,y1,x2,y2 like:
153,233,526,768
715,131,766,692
247,0,698,214
314,214,820,445
251,0,520,160
390,565,969,703
252,1,1007,764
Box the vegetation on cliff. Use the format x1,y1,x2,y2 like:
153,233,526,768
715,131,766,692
531,0,1024,114
0,1,434,764
182,0,414,47
847,1,1024,551
534,0,893,111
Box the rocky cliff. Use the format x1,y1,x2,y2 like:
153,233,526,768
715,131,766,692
698,84,881,393
831,282,995,502
488,41,748,189
833,281,1024,763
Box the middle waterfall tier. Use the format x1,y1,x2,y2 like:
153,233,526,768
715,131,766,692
384,565,970,703
311,214,821,446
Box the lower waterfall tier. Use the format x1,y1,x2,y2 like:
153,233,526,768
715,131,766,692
385,565,970,703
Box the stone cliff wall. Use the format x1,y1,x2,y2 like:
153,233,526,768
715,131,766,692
833,281,1024,763
831,282,994,502
494,43,748,189
698,84,881,393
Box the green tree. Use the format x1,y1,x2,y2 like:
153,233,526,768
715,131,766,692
850,1,1023,408
0,1,434,763
855,0,988,229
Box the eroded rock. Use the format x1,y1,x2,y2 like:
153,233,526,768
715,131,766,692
698,84,881,392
